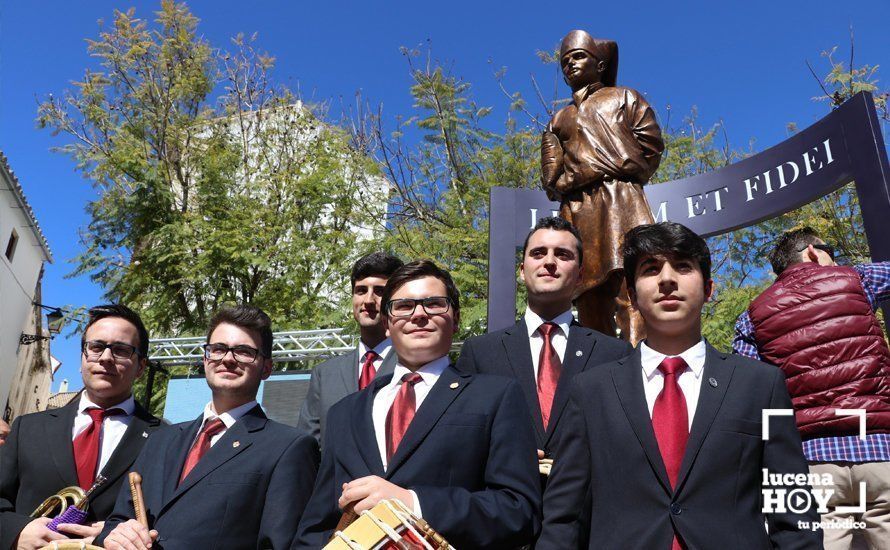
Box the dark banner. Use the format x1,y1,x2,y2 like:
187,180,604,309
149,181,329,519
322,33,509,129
488,92,890,331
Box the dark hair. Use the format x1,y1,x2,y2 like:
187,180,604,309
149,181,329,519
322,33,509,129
521,216,583,264
207,305,273,358
382,260,461,319
82,304,150,358
351,252,404,289
622,222,711,288
769,227,821,275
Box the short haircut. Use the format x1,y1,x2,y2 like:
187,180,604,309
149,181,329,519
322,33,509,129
207,305,273,358
351,252,404,289
82,304,150,358
382,260,461,318
522,216,584,264
622,222,711,288
769,227,821,275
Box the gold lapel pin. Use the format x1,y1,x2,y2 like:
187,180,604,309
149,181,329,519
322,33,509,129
450,382,459,389
232,441,241,448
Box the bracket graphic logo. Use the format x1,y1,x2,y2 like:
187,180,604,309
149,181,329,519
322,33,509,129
761,409,867,531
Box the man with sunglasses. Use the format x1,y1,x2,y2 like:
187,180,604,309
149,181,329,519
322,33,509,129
1,305,162,550
97,305,319,550
295,261,541,549
734,226,890,549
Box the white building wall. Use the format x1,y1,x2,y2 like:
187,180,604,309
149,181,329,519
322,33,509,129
0,155,52,418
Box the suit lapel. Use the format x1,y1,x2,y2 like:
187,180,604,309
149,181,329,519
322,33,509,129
163,418,202,504
351,376,388,477
611,349,672,493
544,322,597,446
94,404,160,501
161,407,265,514
674,345,734,493
378,347,397,377
336,349,360,395
44,398,79,487
502,321,546,443
385,367,469,477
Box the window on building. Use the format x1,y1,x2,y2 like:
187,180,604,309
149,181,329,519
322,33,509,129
5,229,17,262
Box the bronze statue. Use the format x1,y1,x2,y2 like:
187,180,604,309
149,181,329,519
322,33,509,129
541,30,664,344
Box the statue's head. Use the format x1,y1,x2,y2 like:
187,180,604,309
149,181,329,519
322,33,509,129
559,30,618,91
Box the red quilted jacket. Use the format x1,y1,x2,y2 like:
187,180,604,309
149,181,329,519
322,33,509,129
748,262,890,439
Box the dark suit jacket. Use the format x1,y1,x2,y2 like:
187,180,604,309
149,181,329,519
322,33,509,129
95,406,319,550
0,396,161,549
293,365,542,549
537,345,823,550
456,319,632,454
297,347,397,447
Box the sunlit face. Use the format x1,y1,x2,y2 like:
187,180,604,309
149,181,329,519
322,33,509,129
629,255,713,338
561,49,603,89
203,323,272,402
385,277,458,370
520,228,582,305
352,276,388,329
81,317,146,405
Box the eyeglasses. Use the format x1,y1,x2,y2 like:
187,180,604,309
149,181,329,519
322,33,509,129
202,343,263,363
82,340,139,361
799,243,836,259
386,296,452,318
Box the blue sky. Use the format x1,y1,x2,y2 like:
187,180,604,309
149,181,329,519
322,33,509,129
1,0,887,393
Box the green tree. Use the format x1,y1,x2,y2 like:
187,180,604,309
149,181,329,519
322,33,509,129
39,2,387,414
38,2,385,337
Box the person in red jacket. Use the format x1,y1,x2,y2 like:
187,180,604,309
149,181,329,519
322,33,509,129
734,226,890,549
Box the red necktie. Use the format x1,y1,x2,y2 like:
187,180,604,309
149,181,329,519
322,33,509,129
72,407,123,490
179,418,226,484
651,356,689,550
536,322,562,429
385,373,423,463
359,350,379,390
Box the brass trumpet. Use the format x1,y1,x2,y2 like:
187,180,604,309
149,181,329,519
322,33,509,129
31,476,106,518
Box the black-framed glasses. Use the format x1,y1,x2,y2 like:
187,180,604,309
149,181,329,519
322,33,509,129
800,243,836,259
82,340,139,361
202,343,263,363
386,296,452,318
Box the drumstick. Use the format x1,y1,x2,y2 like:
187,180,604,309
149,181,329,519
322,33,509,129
128,472,148,528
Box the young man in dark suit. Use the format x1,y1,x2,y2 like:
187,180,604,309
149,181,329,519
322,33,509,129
97,305,319,550
457,216,631,476
0,305,162,550
294,261,541,549
538,222,822,549
297,252,403,447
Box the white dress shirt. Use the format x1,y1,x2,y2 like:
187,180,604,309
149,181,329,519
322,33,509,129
357,338,393,379
524,308,573,378
72,393,136,475
640,339,707,431
371,355,449,516
193,400,259,448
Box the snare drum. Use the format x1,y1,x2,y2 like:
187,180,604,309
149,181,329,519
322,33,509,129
39,543,104,550
324,499,453,550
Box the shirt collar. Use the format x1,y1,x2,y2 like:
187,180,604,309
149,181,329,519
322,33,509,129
524,307,574,338
392,355,450,388
358,338,393,360
639,339,707,380
572,81,604,106
78,392,136,416
201,400,258,430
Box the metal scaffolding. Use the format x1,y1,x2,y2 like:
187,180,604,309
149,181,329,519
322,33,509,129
148,328,357,367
